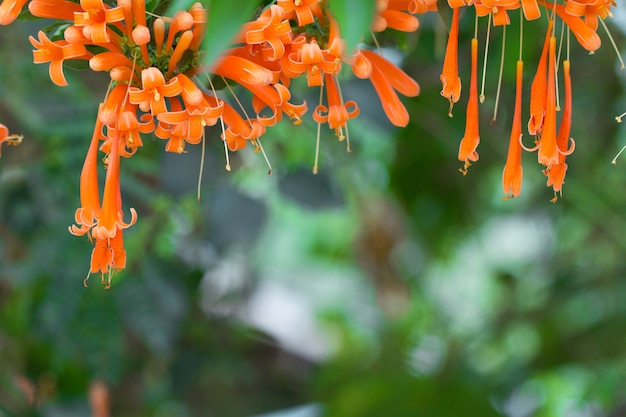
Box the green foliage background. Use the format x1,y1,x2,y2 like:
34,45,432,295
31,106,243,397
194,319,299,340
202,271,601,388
1,1,626,416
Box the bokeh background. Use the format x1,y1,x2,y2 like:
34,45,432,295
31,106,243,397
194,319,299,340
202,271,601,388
1,5,626,417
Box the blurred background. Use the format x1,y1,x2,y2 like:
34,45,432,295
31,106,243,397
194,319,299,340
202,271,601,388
1,6,626,417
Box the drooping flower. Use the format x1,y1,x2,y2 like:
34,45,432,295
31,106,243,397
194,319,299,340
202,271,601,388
458,37,480,175
313,73,360,141
90,130,137,241
440,6,462,116
502,60,524,199
537,35,558,167
70,120,104,237
544,59,575,199
360,49,420,127
527,20,553,136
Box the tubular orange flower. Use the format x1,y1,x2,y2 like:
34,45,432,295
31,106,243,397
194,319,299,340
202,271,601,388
239,4,293,61
30,30,88,87
188,2,207,51
281,37,340,87
91,130,137,241
527,20,553,136
373,0,421,32
545,59,575,197
128,67,183,115
361,49,420,127
73,0,125,44
553,3,601,52
114,109,154,157
502,60,524,198
474,0,520,26
313,73,359,140
537,36,558,167
223,118,266,152
70,120,104,236
440,6,462,116
89,232,126,288
210,54,275,86
563,0,612,31
28,0,82,21
252,82,308,126
98,83,127,127
166,30,194,75
89,52,134,72
277,0,322,26
458,37,480,175
203,94,264,151
0,0,28,25
164,10,194,53
157,96,223,142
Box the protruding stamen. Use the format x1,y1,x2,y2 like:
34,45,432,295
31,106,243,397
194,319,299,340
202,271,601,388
615,111,626,123
480,13,492,104
611,144,626,165
255,138,272,175
205,74,230,172
313,85,324,174
198,131,206,203
599,17,625,70
492,24,506,124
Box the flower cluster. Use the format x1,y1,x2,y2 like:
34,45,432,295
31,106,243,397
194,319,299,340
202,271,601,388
439,0,617,200
0,0,429,287
0,0,621,286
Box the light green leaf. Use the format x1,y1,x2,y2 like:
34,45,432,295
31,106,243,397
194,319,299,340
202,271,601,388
329,0,377,54
200,0,261,68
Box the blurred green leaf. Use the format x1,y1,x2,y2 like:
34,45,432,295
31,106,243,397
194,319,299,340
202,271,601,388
200,0,260,68
328,0,376,54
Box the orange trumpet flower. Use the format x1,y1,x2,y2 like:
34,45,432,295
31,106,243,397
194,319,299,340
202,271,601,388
527,20,553,136
239,4,293,61
70,120,104,236
440,6,462,117
73,0,125,44
537,36,557,167
502,60,524,198
545,59,575,197
30,30,88,86
313,73,359,140
128,67,183,115
90,130,137,241
458,37,480,175
277,0,322,27
361,49,420,127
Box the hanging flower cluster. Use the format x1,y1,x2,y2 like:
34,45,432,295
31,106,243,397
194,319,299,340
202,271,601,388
0,0,431,287
439,0,618,201
0,0,621,286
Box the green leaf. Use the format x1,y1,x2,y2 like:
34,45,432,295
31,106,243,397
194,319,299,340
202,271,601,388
328,0,376,54
200,0,261,68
